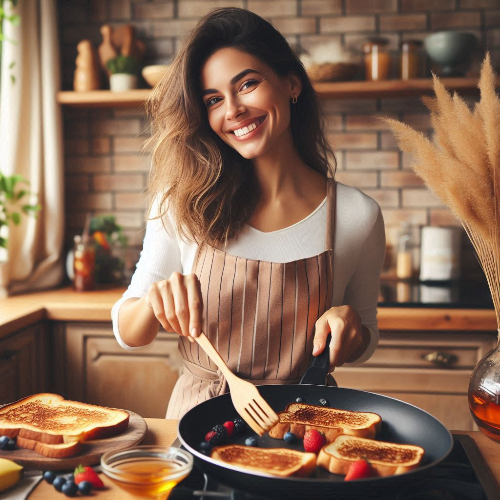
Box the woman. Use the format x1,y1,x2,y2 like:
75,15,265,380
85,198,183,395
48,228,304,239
112,8,385,419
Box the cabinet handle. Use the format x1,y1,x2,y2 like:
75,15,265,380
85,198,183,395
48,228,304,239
422,351,457,367
0,349,17,361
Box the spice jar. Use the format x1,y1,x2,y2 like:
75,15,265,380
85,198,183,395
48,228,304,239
400,40,422,80
73,234,95,291
396,222,413,280
363,38,391,81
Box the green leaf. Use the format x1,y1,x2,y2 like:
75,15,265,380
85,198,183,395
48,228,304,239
10,212,21,225
8,60,14,69
0,237,7,249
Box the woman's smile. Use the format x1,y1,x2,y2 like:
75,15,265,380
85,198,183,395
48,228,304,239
229,115,267,141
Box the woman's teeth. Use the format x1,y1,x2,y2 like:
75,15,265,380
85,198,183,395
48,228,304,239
233,118,262,137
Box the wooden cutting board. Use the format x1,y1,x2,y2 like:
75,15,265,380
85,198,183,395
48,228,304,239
0,410,147,471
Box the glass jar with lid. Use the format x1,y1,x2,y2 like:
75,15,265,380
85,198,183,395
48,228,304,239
363,38,391,81
400,40,423,80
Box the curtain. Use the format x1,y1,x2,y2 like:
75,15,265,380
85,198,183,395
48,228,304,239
0,0,64,294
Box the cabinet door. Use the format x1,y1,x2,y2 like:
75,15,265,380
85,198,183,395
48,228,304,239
334,331,496,431
0,323,48,405
63,323,183,418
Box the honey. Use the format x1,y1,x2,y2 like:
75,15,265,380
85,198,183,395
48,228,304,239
109,458,189,499
469,390,500,443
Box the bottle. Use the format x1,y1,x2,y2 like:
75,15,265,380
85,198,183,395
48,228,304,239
73,234,95,291
400,40,422,80
363,38,391,81
396,222,413,280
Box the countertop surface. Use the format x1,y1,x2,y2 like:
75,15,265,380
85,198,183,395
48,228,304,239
27,419,500,499
0,286,497,340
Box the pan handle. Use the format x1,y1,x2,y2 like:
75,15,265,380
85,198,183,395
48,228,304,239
299,334,337,386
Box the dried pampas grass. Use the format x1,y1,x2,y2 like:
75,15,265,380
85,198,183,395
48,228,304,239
381,53,500,329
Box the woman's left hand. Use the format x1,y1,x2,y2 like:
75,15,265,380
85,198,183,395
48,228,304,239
312,305,369,369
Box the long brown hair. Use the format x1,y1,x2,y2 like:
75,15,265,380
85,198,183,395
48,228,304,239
146,7,336,245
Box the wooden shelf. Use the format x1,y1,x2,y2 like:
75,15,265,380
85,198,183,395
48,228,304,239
58,78,497,107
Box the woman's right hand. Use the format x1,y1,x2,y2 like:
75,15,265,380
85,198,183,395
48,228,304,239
144,272,203,342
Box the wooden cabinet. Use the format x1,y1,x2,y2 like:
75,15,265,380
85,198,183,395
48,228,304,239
334,330,497,431
53,322,183,418
0,322,49,405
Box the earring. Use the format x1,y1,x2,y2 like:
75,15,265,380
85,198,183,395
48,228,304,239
292,95,298,104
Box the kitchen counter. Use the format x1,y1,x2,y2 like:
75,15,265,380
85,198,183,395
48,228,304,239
28,418,500,499
0,286,497,340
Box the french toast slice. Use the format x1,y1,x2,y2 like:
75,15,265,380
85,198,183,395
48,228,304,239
0,393,129,458
317,435,425,477
15,436,82,459
269,403,381,442
211,444,317,477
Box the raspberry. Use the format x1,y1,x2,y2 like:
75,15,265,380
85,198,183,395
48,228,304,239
303,429,326,454
205,431,216,442
223,421,235,437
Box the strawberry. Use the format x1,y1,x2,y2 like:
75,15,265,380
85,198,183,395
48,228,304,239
205,431,216,442
74,464,104,489
344,459,374,481
303,429,326,453
223,421,234,438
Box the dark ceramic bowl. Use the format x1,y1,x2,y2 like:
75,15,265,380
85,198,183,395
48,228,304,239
424,31,477,76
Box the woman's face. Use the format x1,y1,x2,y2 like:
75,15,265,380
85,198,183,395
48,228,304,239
200,47,300,160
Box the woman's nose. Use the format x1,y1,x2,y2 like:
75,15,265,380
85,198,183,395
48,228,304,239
225,96,245,121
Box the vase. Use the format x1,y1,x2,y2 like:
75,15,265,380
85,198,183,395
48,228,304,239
468,332,500,442
109,73,138,92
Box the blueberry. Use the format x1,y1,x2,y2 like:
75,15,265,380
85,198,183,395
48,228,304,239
53,476,67,492
295,397,305,403
199,441,211,452
0,436,10,450
245,436,258,447
77,481,93,495
319,398,329,407
43,470,56,484
62,481,78,497
6,439,15,450
284,432,297,444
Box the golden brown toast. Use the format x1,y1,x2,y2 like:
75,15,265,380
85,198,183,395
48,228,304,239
268,403,381,442
0,393,129,458
211,444,317,477
317,435,425,477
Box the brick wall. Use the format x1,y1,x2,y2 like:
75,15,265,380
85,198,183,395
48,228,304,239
58,0,500,280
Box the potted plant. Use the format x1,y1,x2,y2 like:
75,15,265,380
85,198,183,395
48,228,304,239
106,55,140,91
0,173,40,296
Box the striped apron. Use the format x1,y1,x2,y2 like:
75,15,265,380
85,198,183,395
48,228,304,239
166,179,337,419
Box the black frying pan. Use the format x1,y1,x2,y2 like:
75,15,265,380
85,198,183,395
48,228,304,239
178,336,453,499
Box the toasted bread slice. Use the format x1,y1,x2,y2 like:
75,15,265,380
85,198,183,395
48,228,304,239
317,435,425,477
269,403,381,442
0,393,129,457
16,436,82,459
211,445,317,477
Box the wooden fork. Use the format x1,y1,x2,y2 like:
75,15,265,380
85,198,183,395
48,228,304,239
195,333,279,436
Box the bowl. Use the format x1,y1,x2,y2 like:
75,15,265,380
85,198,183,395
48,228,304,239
142,65,170,88
101,445,193,498
423,31,477,76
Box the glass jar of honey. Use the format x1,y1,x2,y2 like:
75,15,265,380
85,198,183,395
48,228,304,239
400,40,422,80
363,38,391,81
73,234,95,291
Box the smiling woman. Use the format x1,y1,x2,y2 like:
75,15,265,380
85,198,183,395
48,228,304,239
112,8,386,421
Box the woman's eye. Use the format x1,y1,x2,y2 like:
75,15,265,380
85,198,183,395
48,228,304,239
206,96,221,108
240,79,258,92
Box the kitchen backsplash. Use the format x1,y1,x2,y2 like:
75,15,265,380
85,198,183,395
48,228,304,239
58,0,500,280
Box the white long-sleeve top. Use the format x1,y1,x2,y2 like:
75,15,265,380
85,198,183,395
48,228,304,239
112,182,386,364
